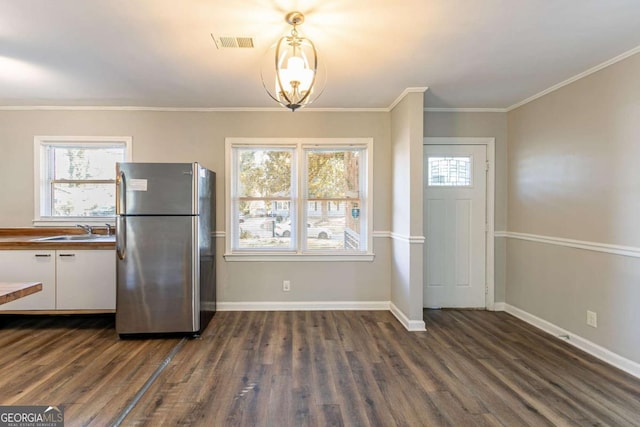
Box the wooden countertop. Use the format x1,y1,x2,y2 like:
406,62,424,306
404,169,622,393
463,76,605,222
0,282,42,304
0,228,116,250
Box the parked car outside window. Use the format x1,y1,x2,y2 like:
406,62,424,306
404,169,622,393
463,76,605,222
275,221,332,239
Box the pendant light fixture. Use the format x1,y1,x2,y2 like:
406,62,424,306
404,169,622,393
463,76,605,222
261,11,324,111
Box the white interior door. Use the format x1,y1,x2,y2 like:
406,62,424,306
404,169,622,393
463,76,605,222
424,144,487,308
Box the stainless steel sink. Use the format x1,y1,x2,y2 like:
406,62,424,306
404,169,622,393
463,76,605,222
31,234,115,242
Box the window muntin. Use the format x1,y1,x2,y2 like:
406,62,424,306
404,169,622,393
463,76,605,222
228,139,371,256
427,156,472,186
35,136,131,223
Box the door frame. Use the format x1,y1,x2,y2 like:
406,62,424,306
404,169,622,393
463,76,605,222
423,137,496,310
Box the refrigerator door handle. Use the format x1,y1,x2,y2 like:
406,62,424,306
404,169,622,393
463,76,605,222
117,216,126,260
116,170,127,260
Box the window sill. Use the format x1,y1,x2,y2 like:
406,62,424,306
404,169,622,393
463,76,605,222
223,252,375,262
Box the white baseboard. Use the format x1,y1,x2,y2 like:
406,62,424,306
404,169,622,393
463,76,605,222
216,300,390,312
216,300,427,332
492,302,506,311
505,304,640,379
390,302,427,331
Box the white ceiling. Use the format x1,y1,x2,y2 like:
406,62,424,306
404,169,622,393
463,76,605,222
1,0,640,110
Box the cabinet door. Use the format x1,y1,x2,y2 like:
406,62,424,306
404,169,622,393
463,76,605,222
0,250,56,310
56,250,116,310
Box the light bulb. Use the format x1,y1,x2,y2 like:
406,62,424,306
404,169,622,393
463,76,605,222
285,56,312,91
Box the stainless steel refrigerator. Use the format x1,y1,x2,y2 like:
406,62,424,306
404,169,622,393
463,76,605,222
115,162,215,336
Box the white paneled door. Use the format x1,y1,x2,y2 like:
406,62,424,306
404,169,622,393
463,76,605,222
424,144,487,308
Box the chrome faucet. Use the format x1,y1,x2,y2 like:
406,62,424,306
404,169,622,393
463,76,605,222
77,224,93,235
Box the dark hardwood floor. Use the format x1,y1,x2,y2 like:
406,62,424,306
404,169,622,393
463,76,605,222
1,310,639,426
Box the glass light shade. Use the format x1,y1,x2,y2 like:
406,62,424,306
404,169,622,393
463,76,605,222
277,55,314,94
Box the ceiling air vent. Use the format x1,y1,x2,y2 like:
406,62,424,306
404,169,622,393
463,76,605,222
211,35,255,49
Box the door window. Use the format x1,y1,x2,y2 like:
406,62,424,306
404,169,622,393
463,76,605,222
427,156,472,186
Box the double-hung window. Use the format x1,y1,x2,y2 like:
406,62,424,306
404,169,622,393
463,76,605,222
226,138,373,260
34,136,132,225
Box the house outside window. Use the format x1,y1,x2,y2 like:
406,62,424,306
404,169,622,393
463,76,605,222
34,136,132,225
226,138,373,260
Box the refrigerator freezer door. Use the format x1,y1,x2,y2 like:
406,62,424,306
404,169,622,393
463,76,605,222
117,163,196,216
116,216,198,334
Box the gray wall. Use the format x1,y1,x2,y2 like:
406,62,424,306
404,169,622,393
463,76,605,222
0,110,394,305
507,52,640,363
424,111,508,302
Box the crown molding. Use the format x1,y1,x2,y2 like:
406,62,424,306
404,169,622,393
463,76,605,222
387,87,429,111
0,105,283,112
297,107,390,112
0,88,424,113
0,105,389,113
424,107,508,113
506,44,640,112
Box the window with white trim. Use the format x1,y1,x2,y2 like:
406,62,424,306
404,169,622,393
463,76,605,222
34,136,132,224
226,138,372,257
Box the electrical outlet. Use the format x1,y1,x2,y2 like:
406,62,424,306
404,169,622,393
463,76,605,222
586,310,598,328
283,280,291,292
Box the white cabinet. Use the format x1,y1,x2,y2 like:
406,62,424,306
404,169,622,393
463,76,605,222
0,250,56,310
56,250,116,310
0,249,115,311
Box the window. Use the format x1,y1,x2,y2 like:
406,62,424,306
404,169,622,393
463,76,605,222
34,136,132,225
427,156,472,186
226,138,372,259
